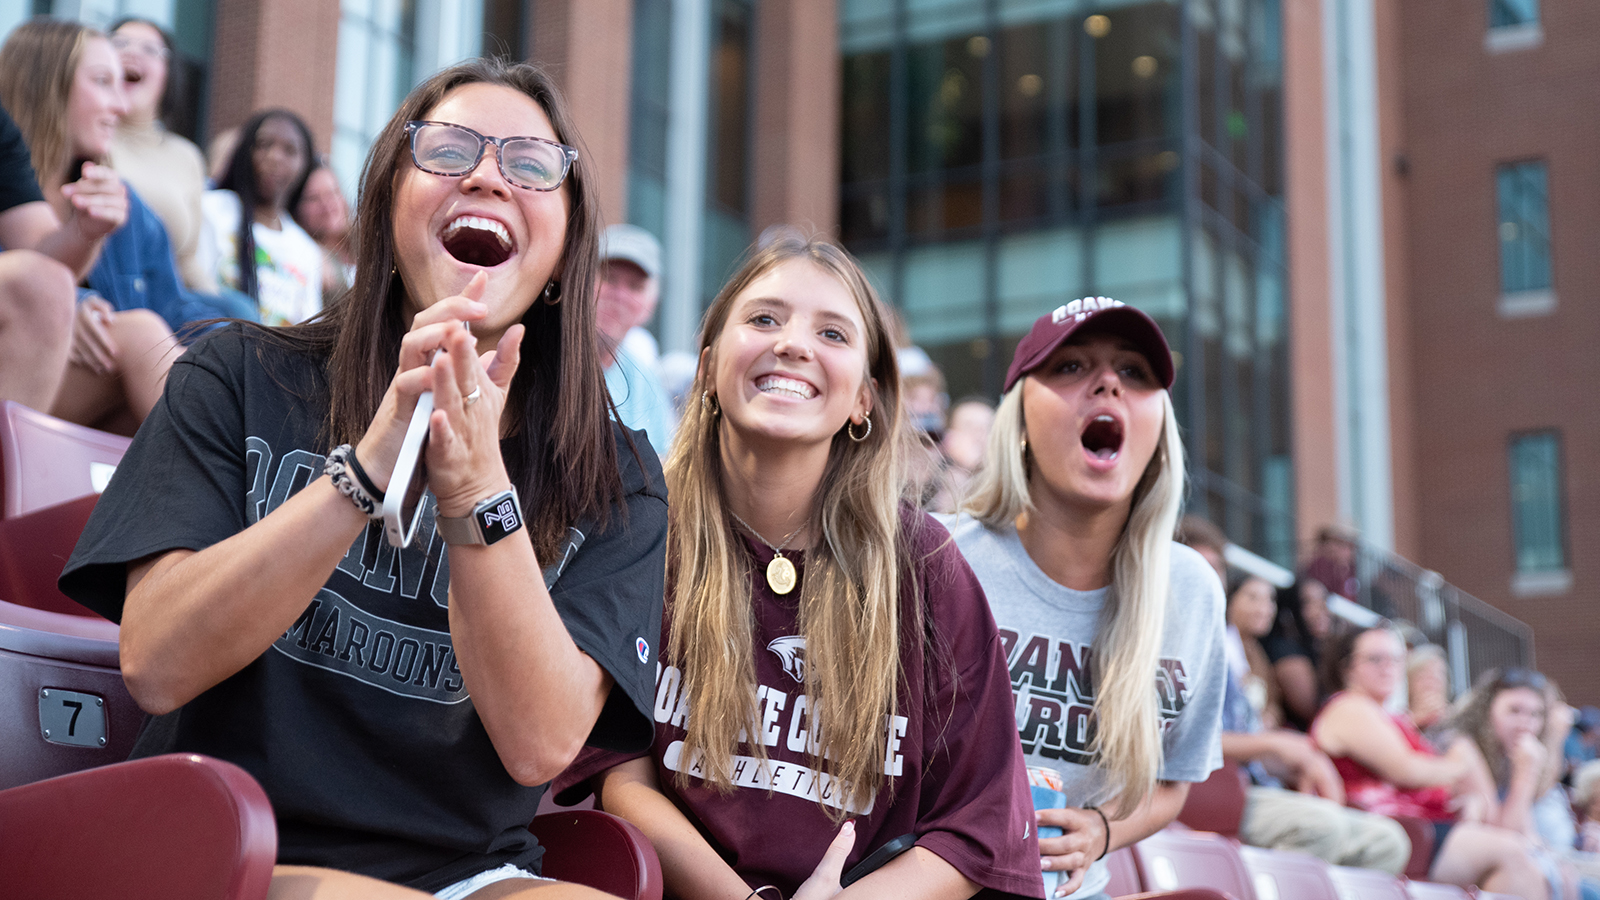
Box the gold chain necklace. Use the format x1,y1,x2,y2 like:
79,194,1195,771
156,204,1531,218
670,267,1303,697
728,510,803,595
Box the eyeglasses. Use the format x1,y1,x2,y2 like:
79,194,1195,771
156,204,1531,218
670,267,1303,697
111,35,170,61
404,120,577,192
1355,653,1405,668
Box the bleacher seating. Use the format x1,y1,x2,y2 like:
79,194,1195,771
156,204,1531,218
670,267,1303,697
0,753,276,900
0,401,131,518
1177,761,1248,836
1238,845,1339,900
1403,880,1471,899
1130,828,1257,899
1328,863,1410,900
530,809,663,900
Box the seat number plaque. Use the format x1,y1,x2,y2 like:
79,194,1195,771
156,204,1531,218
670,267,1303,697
38,688,107,748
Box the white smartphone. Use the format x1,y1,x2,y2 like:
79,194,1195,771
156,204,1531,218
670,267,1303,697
383,390,433,548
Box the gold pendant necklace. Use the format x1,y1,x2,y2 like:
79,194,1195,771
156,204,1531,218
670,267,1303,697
728,511,803,595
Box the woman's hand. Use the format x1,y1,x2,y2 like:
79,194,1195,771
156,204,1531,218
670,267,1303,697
422,286,524,518
1038,806,1108,897
792,820,856,900
60,162,127,241
1509,732,1546,780
71,293,120,375
353,272,492,489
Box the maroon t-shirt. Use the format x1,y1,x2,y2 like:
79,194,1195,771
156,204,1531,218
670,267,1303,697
557,510,1044,898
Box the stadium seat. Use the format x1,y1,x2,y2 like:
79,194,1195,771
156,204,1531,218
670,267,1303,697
1106,845,1144,895
1177,760,1248,836
0,401,131,518
0,596,140,790
1130,828,1258,900
1392,814,1436,880
1238,845,1339,900
0,753,276,900
0,494,102,618
1473,893,1521,900
530,809,663,900
1327,863,1409,900
1404,881,1471,899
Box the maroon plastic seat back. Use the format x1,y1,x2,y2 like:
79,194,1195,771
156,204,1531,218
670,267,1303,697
1131,829,1257,900
0,753,276,900
0,401,131,518
1327,864,1409,900
1105,845,1144,895
1177,760,1248,836
529,809,663,900
0,494,103,618
1404,880,1472,899
0,598,140,789
1238,845,1339,900
1391,813,1436,880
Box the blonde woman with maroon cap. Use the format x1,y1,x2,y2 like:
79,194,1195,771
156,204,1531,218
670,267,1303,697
948,298,1228,899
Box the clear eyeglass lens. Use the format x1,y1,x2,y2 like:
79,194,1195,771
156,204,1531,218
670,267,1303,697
414,124,483,173
502,140,562,188
413,124,566,189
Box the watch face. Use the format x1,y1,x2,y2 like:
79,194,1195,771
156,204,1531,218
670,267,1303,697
477,491,523,545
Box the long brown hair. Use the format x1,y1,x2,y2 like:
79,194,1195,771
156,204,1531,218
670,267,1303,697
0,18,95,188
665,236,915,819
1450,667,1559,788
271,58,619,559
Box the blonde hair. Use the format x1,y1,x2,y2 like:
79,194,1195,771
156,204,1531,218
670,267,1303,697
664,235,913,819
0,18,96,188
963,381,1186,816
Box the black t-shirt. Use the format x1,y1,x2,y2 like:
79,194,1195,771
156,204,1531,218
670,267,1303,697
60,325,667,891
0,104,44,215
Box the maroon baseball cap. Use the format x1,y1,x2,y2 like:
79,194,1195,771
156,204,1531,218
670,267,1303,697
1003,297,1175,393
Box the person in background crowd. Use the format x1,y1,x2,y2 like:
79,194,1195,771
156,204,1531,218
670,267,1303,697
1575,761,1600,854
1409,644,1453,737
596,223,675,457
204,124,236,186
1180,517,1410,873
1228,574,1285,731
0,92,118,413
1305,522,1360,600
559,236,1045,900
950,299,1226,899
928,396,994,512
0,19,178,435
63,58,666,898
1313,625,1550,899
107,17,214,292
201,107,321,325
1175,514,1228,588
1263,577,1333,729
295,161,355,297
1447,668,1598,899
1569,708,1600,773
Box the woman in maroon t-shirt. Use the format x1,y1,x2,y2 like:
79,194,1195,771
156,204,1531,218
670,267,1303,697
1313,625,1548,898
556,235,1044,900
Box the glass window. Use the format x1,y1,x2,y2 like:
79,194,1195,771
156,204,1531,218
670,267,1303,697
701,0,753,305
1496,160,1551,294
1489,0,1537,28
1508,432,1564,573
628,0,671,238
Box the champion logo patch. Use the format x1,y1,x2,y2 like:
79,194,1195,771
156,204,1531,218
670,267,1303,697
636,637,650,664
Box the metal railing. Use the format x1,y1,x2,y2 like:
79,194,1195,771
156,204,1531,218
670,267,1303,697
1330,543,1536,694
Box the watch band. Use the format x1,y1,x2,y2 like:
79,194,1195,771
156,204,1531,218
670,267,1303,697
437,487,523,545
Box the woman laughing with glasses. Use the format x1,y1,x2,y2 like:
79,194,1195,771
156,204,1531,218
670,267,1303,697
62,59,667,899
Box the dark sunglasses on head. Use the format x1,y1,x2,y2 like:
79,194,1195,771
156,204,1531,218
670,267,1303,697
1498,667,1548,692
404,120,577,192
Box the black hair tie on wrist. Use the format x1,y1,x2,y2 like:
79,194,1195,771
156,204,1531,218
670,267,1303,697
347,446,385,499
1087,805,1111,861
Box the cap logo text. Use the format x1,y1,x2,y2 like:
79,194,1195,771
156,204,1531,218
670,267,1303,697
1051,296,1123,325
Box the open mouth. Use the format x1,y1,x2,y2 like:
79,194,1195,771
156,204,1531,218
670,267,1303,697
755,374,817,400
440,215,514,268
1080,414,1124,461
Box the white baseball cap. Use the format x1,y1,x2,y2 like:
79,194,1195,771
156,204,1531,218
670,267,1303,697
600,224,662,282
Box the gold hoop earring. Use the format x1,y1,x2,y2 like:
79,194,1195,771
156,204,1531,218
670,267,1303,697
847,414,872,442
541,280,562,305
701,391,719,416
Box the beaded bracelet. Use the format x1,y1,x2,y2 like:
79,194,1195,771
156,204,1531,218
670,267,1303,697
1086,805,1111,861
325,443,382,519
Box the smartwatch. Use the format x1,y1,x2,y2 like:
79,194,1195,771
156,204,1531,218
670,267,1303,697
437,487,523,546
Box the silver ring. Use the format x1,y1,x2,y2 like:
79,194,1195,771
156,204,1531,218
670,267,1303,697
464,386,482,406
